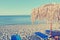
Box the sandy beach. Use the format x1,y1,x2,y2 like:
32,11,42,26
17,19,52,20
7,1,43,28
0,23,60,40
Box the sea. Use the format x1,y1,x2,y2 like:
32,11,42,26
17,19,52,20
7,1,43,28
0,15,46,25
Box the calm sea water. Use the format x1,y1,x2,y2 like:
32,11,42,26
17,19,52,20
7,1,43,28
0,15,46,25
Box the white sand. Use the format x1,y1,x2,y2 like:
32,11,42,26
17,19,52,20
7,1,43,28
0,23,60,39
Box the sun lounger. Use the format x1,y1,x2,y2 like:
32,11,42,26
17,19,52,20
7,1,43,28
35,32,48,40
45,30,60,37
11,34,21,40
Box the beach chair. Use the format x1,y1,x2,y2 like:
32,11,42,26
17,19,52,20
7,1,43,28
11,34,21,40
45,30,60,40
35,32,48,40
45,30,60,37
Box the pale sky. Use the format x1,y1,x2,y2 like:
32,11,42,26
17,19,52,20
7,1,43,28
0,0,60,15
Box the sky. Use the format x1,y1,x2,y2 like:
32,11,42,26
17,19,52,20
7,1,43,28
0,0,60,15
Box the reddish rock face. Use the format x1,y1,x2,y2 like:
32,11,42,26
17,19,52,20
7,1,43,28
31,4,60,23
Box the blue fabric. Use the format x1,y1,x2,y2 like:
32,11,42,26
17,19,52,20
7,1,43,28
11,34,21,40
35,32,48,39
45,30,51,34
45,30,60,37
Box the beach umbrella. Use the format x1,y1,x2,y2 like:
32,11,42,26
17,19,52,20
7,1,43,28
31,4,60,37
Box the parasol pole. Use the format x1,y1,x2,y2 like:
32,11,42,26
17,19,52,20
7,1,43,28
50,22,52,37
